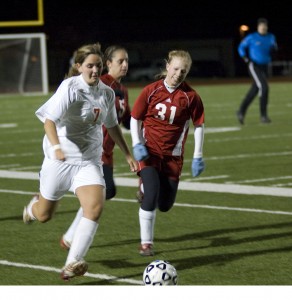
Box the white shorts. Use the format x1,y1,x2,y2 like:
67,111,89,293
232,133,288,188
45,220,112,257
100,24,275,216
39,157,105,200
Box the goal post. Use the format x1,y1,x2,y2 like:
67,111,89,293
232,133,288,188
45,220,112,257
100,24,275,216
0,33,49,95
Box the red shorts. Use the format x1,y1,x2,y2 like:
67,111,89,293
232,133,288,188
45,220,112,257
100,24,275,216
137,153,183,181
102,151,113,167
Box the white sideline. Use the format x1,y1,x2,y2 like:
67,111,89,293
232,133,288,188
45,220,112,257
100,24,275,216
0,170,292,197
0,260,143,285
1,189,292,215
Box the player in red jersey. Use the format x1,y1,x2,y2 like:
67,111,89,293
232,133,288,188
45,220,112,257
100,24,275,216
131,49,205,256
100,45,131,199
60,45,132,250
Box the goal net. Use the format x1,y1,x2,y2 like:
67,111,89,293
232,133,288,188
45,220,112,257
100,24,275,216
0,33,48,95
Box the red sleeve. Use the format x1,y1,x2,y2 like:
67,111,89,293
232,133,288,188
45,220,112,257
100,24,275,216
190,93,205,126
131,81,163,120
131,86,151,120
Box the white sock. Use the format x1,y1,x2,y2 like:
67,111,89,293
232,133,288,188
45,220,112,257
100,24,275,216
139,208,156,245
27,196,38,220
65,217,98,265
63,207,83,244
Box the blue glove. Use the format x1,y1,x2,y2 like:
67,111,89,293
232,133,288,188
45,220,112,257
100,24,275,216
192,157,205,177
133,143,149,161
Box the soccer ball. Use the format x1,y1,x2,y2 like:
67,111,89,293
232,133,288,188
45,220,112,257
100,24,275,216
143,259,178,285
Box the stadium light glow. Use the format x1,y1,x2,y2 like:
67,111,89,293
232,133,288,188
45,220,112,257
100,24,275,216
239,24,249,38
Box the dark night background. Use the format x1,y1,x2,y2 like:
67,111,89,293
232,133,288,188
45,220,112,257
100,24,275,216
0,1,291,87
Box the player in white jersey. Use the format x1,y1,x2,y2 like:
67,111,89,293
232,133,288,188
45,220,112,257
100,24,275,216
22,42,137,281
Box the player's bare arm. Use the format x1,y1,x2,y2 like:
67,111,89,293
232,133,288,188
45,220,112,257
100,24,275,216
107,124,138,172
44,119,65,161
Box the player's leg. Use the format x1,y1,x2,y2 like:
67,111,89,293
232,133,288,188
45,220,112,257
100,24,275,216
60,164,113,249
31,194,58,222
237,63,259,123
257,67,270,122
60,206,83,250
60,166,111,249
103,164,116,200
239,83,258,114
61,164,105,280
157,176,178,212
157,156,180,212
61,164,114,250
23,193,58,223
61,184,104,280
23,158,70,224
138,166,160,256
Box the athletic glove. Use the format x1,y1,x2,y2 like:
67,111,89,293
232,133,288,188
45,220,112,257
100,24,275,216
192,157,205,177
133,143,149,161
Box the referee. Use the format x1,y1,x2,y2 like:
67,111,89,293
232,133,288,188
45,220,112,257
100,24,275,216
237,18,278,124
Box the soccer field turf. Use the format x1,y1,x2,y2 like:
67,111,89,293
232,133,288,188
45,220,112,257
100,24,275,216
0,80,292,298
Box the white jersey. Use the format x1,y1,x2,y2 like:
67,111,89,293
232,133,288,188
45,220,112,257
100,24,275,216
36,74,118,165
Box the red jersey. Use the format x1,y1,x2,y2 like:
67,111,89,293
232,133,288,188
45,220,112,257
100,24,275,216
131,79,204,157
101,74,131,166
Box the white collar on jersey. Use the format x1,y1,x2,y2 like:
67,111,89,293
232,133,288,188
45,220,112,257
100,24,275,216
164,79,179,92
78,74,99,92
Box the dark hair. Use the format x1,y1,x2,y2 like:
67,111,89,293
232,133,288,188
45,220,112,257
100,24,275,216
102,45,128,74
257,18,268,25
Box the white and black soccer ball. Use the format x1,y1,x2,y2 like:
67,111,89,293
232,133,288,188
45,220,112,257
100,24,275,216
143,259,178,285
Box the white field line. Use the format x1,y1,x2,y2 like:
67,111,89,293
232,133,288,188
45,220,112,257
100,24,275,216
116,177,292,198
112,198,292,216
273,183,292,187
0,170,292,197
2,188,292,217
205,151,292,161
0,260,143,285
183,175,230,181
2,125,237,134
1,150,292,162
226,175,292,184
0,123,17,128
1,186,292,284
207,132,292,143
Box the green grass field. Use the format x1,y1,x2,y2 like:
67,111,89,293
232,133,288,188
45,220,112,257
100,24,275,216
0,80,292,295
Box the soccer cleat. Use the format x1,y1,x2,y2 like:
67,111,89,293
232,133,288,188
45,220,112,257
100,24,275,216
60,236,71,250
236,111,244,125
23,194,39,224
261,116,271,123
139,243,154,256
61,260,88,281
23,206,32,224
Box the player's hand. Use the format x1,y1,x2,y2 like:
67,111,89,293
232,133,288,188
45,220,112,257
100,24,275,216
125,155,138,172
55,149,66,161
133,143,149,161
243,57,250,64
192,158,205,177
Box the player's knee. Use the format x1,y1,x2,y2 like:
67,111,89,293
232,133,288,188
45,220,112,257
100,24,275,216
158,198,175,212
141,201,156,211
83,204,104,222
158,204,173,212
105,188,116,200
